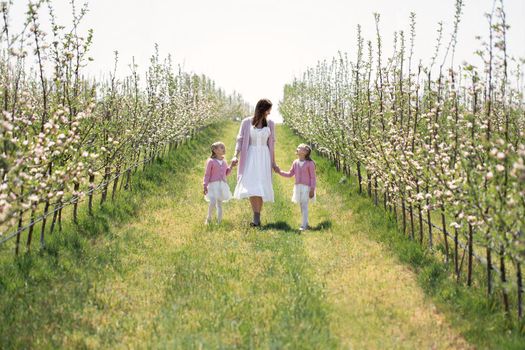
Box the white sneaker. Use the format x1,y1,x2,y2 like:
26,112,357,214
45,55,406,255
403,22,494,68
205,218,211,225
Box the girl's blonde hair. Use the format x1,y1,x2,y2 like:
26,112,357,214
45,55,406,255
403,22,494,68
210,141,225,159
298,143,313,161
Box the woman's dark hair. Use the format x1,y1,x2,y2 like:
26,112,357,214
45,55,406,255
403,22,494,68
252,99,272,127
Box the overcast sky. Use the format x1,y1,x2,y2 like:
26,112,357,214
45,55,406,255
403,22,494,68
10,0,525,122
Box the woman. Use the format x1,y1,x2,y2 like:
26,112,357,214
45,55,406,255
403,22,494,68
231,99,279,226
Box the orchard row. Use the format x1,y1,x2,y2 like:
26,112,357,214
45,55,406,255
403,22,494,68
0,1,249,252
280,0,524,320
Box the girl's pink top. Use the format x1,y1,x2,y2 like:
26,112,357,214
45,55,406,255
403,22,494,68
203,158,232,188
235,116,275,180
279,159,316,189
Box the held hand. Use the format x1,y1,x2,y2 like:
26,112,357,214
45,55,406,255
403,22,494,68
309,189,315,199
272,163,280,173
231,157,238,166
203,187,208,195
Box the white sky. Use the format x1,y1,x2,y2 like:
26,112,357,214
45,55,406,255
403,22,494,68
10,0,525,122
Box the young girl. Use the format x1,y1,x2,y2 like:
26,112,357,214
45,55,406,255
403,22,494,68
277,143,316,231
203,141,236,224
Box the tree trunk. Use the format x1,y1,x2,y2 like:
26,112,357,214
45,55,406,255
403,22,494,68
409,203,415,240
467,224,474,286
88,174,95,215
58,207,63,232
517,261,523,320
125,168,132,191
441,206,449,263
500,246,510,314
357,161,363,193
15,211,23,256
426,188,432,249
373,177,378,206
40,199,50,248
393,199,397,222
135,149,141,174
26,207,36,252
100,166,111,204
486,246,493,296
49,200,61,235
72,181,80,224
417,202,423,245
119,164,126,191
454,227,459,279
111,165,120,201
402,199,407,234
40,163,53,248
367,173,372,197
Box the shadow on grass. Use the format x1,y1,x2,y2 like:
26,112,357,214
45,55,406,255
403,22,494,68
309,220,332,231
256,220,332,233
258,221,294,232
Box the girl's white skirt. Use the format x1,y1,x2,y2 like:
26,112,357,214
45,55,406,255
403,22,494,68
205,181,232,202
292,184,316,204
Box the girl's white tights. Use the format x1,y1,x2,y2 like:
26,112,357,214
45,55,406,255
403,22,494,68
300,201,309,228
207,199,223,223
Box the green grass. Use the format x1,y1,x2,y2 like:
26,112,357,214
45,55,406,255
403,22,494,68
0,120,521,349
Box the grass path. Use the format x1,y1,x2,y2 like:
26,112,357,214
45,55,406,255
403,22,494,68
1,121,473,349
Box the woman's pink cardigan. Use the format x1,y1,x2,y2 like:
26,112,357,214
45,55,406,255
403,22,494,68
234,117,276,180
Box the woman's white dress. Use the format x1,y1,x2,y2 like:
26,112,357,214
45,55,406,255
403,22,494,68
233,126,274,202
